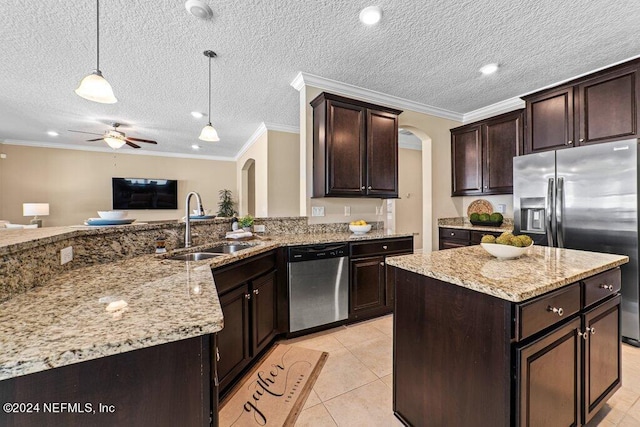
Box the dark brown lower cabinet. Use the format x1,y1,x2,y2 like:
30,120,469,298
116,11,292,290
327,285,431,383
439,227,503,249
393,266,621,427
251,270,278,356
217,284,251,393
0,335,216,427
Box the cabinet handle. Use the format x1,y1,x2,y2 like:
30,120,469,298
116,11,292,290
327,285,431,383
253,289,259,295
361,186,365,190
216,348,220,362
599,284,613,291
379,261,385,266
580,330,589,340
382,245,388,249
368,186,372,190
587,327,596,335
450,232,455,236
547,306,564,316
245,293,251,300
579,138,584,143
484,186,488,189
567,140,573,145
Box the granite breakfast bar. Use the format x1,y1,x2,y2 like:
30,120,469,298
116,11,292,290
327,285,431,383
387,245,629,427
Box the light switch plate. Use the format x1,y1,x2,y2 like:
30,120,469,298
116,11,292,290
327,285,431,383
497,204,506,214
60,246,73,265
311,206,325,217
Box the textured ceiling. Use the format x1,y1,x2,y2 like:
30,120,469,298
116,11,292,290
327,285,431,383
1,0,639,158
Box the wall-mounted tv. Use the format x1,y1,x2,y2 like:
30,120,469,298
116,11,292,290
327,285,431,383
112,178,178,210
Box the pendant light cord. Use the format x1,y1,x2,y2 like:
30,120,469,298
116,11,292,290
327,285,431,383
208,54,212,125
96,0,100,71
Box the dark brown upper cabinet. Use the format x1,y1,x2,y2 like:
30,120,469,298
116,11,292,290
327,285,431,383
450,109,523,196
311,92,402,198
524,61,640,154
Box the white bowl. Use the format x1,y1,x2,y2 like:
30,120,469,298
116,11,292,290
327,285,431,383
97,210,128,220
349,224,372,235
481,242,533,259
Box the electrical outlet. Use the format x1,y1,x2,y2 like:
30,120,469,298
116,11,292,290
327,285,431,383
254,224,266,232
311,206,325,217
497,204,506,214
344,206,351,216
60,246,73,265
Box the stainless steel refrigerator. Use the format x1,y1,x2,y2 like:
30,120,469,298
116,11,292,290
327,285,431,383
514,139,639,345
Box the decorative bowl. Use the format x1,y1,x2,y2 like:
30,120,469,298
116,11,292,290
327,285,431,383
349,224,372,235
481,242,533,260
97,210,128,220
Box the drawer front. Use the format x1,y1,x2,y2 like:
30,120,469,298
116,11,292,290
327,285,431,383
583,268,621,308
517,283,581,341
438,228,470,242
350,237,413,258
470,230,502,245
212,251,276,295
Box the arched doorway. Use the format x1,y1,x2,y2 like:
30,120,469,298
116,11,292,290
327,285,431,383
241,159,256,216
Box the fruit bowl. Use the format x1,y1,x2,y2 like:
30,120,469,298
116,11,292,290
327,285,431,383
481,242,533,260
349,224,372,235
97,210,128,220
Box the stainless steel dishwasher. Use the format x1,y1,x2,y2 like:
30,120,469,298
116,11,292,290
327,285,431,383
288,243,349,332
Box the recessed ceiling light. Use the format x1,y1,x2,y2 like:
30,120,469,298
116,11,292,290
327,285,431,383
191,144,200,150
185,0,213,19
191,111,204,119
479,63,499,75
47,131,59,137
359,6,382,25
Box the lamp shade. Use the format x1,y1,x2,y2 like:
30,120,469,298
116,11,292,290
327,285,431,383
198,124,220,142
23,203,50,216
104,136,126,149
75,70,117,104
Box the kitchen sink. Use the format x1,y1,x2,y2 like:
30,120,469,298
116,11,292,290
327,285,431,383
167,252,222,261
201,244,255,254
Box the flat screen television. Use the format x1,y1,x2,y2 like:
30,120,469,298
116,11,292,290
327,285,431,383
112,178,178,210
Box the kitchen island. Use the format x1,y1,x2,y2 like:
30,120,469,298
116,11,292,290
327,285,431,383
387,245,628,427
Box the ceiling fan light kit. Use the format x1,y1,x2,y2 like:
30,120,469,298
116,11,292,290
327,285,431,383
199,50,220,142
75,0,117,104
104,135,126,149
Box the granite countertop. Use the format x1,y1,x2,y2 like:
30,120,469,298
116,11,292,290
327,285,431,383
0,230,412,380
386,245,628,302
438,217,514,233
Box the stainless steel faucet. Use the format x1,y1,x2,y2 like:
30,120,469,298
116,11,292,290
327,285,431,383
185,191,203,248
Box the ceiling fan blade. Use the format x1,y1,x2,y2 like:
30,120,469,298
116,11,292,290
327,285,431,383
86,138,105,142
126,141,141,149
125,137,157,144
68,130,103,135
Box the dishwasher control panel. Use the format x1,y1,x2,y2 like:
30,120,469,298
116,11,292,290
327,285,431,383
288,244,348,262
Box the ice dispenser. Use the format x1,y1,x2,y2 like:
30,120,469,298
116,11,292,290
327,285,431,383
519,197,546,234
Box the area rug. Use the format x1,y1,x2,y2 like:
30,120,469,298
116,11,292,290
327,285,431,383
219,344,328,427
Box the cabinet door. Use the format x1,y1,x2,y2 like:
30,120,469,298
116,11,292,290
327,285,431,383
217,284,251,394
350,256,386,319
483,110,522,194
366,109,398,197
326,99,366,196
251,271,278,357
578,66,639,145
516,317,581,427
525,87,575,154
583,296,622,424
451,125,482,195
439,240,468,250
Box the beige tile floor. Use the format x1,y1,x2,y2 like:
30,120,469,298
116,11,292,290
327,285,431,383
282,314,640,426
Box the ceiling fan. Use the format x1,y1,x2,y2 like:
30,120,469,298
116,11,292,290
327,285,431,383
68,122,158,149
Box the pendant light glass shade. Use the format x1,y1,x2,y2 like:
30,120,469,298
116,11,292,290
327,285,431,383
104,136,126,149
75,70,117,103
76,0,117,104
199,123,220,141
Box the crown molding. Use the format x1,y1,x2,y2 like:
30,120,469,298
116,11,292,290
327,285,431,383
234,122,267,160
290,72,463,122
462,97,525,123
263,122,299,134
0,139,236,161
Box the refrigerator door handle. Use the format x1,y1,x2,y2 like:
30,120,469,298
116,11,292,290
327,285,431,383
556,177,565,248
546,178,555,246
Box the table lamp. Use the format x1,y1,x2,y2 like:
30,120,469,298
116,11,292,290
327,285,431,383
23,203,49,228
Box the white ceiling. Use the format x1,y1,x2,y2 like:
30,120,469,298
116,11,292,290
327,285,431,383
1,0,639,159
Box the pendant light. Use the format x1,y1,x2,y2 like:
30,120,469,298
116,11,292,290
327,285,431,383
75,0,117,104
198,50,220,142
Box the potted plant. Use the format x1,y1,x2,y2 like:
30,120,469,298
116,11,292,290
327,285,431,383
238,214,254,231
217,189,237,218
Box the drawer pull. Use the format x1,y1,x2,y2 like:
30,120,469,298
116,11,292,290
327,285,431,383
547,306,564,316
587,327,596,335
379,261,384,266
382,245,388,249
450,232,455,236
599,284,614,291
579,327,596,340
253,289,259,295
